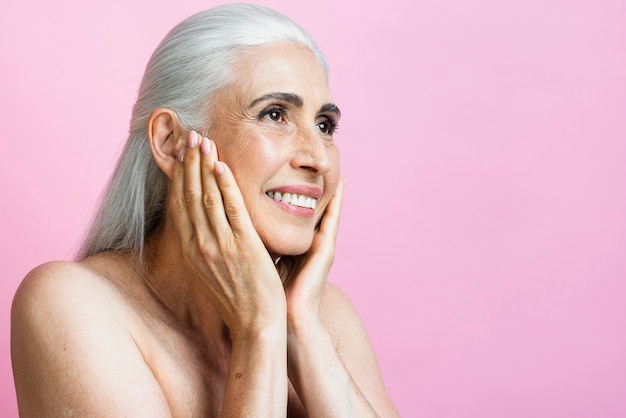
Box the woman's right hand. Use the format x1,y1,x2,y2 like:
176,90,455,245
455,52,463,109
168,131,286,338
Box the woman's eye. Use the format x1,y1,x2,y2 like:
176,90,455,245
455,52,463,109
268,111,282,121
260,107,285,123
317,119,337,135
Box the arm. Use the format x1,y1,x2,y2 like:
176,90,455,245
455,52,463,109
171,132,288,416
221,327,287,416
287,284,400,417
279,181,399,417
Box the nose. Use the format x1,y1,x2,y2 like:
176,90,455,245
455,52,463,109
290,128,332,176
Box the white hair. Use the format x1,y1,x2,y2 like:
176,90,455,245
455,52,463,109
77,3,328,259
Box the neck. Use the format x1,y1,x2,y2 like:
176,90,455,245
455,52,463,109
140,220,225,342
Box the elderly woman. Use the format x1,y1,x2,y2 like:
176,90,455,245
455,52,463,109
11,4,398,417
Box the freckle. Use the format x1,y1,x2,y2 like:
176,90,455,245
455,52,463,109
235,373,243,379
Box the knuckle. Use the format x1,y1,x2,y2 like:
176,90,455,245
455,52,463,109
183,189,201,204
196,236,215,257
219,239,238,258
169,195,187,214
202,192,222,211
223,200,240,217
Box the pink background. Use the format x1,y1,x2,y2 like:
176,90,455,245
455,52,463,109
2,0,625,416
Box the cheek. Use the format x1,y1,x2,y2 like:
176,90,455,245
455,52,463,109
331,145,340,169
219,131,286,184
309,147,341,223
327,146,341,185
213,129,291,219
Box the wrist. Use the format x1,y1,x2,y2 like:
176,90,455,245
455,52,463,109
287,306,323,333
230,315,287,347
286,312,331,357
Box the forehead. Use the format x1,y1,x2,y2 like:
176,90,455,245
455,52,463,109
229,43,331,103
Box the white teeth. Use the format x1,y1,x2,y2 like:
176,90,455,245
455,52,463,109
267,191,317,209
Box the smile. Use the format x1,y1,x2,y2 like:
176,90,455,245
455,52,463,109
266,191,317,209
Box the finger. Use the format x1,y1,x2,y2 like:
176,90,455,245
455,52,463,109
317,177,345,238
183,131,212,237
168,140,194,241
198,136,230,237
213,160,258,240
280,182,346,300
300,178,345,269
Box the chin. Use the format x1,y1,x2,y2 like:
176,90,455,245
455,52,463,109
263,232,314,257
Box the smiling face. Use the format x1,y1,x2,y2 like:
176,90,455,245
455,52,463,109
207,43,341,256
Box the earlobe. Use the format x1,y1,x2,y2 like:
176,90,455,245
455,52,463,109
148,108,184,179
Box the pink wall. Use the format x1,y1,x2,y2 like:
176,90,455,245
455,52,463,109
2,0,625,416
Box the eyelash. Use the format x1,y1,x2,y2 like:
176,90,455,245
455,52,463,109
257,106,339,136
317,118,339,135
258,106,286,123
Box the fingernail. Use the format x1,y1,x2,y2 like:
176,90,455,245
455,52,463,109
200,137,211,155
187,131,199,148
214,161,225,175
177,147,186,162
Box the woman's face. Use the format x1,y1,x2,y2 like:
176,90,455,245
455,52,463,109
208,43,341,256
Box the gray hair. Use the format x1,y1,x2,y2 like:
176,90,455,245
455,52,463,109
77,3,327,260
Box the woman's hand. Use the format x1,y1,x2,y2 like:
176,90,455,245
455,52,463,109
169,131,286,338
276,180,386,417
277,178,345,325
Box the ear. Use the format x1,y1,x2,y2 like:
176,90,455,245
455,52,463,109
147,108,185,179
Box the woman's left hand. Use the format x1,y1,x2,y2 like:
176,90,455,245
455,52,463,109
276,178,345,324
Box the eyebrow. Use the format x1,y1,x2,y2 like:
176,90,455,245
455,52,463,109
249,92,303,108
249,92,341,118
321,103,341,118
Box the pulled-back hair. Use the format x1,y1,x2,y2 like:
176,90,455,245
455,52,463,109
77,3,327,259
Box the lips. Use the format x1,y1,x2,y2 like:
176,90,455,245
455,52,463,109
266,191,317,209
265,185,323,212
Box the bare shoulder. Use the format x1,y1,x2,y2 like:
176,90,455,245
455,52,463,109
319,281,366,341
12,259,134,337
320,282,400,417
11,259,170,417
14,260,123,313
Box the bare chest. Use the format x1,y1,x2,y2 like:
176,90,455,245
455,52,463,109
140,329,305,417
139,325,231,417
